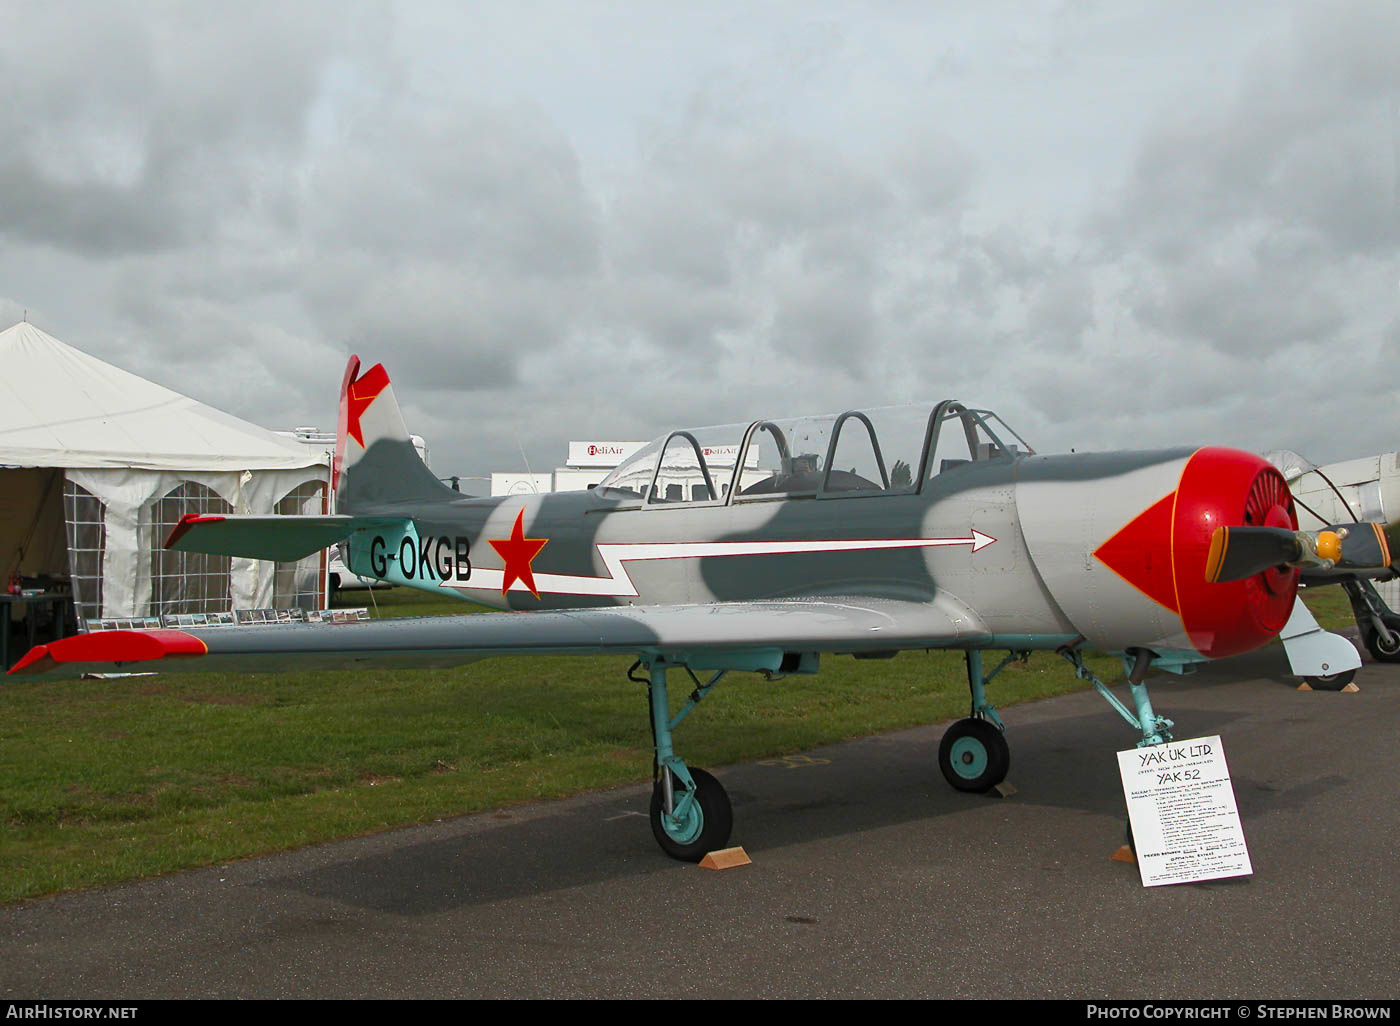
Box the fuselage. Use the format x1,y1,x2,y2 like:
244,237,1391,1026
342,442,1298,664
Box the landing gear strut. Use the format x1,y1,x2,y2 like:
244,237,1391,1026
1060,645,1173,747
937,650,1019,793
640,659,733,861
1340,577,1400,664
1057,645,1171,851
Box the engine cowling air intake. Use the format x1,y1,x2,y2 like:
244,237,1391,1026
1017,446,1298,658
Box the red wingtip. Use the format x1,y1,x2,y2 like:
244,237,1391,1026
164,513,226,550
9,643,55,675
6,630,209,676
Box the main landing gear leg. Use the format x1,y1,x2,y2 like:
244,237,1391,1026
639,659,733,862
938,649,1022,793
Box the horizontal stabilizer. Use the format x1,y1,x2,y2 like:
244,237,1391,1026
164,514,407,562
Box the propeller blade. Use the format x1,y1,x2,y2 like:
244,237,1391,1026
1205,526,1303,583
1207,522,1395,584
1312,522,1392,575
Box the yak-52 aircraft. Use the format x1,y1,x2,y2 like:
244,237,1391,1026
1265,448,1400,668
11,359,1394,860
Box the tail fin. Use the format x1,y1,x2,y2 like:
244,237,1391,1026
335,356,457,511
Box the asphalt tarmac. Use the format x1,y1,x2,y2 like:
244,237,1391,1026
3,645,1397,1000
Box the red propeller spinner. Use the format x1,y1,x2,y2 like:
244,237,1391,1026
1096,447,1298,659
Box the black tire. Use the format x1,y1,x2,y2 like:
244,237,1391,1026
1303,669,1356,691
1363,625,1400,663
649,767,733,862
938,718,1010,793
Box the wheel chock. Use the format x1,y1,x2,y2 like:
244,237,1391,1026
1297,682,1362,692
699,846,752,870
1296,682,1312,691
991,781,1017,798
1341,682,1360,693
1111,845,1136,865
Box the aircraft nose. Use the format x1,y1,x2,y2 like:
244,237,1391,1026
1170,447,1299,657
1091,447,1298,659
1018,446,1302,657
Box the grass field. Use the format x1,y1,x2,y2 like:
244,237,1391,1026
0,586,1357,903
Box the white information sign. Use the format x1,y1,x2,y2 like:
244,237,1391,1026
1116,734,1252,887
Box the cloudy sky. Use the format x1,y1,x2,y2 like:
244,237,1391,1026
2,1,1396,485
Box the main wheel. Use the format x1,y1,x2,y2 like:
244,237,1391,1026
1303,668,1357,691
649,767,733,862
938,718,1010,793
1363,625,1400,663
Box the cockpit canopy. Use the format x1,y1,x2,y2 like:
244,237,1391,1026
596,402,1033,506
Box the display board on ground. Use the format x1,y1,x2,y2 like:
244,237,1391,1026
1117,734,1252,887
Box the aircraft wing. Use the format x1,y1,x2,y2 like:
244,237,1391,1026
9,596,990,679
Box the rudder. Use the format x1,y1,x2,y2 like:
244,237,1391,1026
335,356,457,511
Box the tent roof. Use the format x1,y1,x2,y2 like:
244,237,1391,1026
0,322,325,471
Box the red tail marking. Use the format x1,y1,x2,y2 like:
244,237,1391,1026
344,363,391,449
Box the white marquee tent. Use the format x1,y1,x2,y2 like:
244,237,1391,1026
0,322,331,624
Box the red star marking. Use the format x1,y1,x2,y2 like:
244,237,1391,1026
344,363,390,448
489,510,549,598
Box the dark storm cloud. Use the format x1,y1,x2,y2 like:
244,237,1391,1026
301,101,600,275
0,160,179,254
985,0,1400,464
289,91,605,400
4,2,1394,480
0,2,366,257
1127,251,1349,355
0,3,1003,476
597,123,975,393
1094,1,1398,364
1026,265,1095,351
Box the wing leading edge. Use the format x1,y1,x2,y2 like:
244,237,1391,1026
10,596,990,679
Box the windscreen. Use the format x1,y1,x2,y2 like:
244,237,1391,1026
596,438,665,500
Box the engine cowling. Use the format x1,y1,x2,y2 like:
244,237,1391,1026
1016,447,1298,657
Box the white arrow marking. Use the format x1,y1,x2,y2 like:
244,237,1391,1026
447,530,996,598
